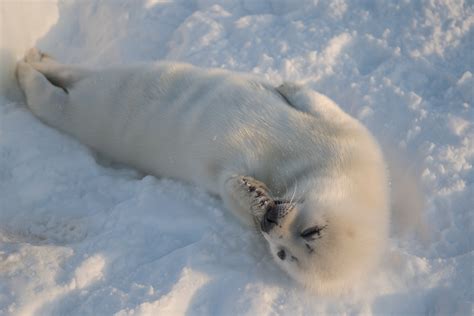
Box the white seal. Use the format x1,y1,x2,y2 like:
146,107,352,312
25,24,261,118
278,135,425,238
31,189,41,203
17,48,389,293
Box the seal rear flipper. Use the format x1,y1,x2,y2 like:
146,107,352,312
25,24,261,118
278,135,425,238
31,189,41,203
23,48,90,92
29,61,90,93
16,60,69,128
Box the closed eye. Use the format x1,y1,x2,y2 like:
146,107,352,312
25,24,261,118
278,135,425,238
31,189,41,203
300,225,325,240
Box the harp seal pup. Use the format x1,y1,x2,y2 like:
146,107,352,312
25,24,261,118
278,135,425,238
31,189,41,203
16,48,389,293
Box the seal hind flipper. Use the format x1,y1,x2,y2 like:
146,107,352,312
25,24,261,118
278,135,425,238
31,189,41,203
25,48,90,92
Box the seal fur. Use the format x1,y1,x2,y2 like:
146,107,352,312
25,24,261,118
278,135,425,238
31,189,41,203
17,48,390,293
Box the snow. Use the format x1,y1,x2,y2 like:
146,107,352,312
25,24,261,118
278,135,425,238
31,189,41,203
0,0,472,315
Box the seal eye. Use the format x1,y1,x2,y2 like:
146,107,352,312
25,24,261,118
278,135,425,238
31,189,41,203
300,226,324,240
277,249,286,260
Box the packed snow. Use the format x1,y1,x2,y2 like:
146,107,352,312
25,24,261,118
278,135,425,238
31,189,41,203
0,0,472,315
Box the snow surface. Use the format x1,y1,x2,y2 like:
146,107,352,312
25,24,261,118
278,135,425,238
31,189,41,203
0,0,473,315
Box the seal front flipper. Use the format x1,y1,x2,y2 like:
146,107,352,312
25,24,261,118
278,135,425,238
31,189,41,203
220,174,276,228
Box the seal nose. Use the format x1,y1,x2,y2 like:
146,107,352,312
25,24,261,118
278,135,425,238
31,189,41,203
261,207,279,233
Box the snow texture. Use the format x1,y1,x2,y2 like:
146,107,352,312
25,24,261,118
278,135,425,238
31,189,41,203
0,0,472,315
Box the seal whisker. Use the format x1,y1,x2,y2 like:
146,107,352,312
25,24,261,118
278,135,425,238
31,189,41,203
289,179,297,207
